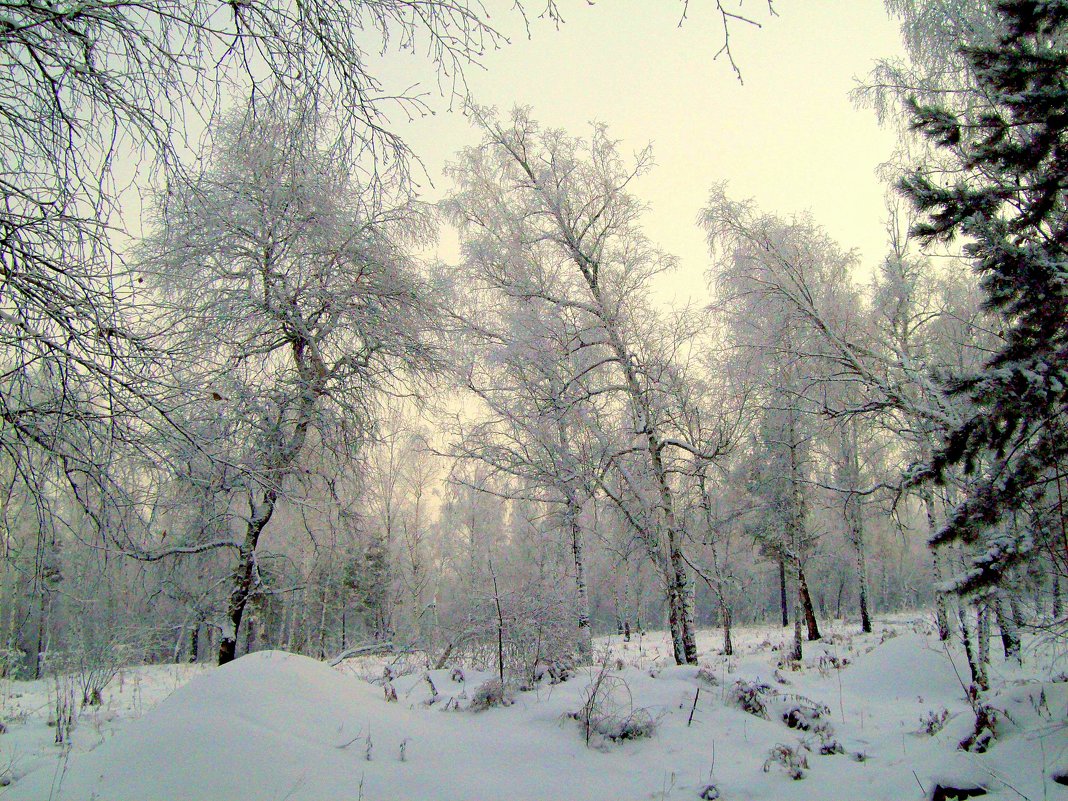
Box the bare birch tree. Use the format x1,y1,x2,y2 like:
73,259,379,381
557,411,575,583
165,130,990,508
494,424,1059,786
445,107,706,664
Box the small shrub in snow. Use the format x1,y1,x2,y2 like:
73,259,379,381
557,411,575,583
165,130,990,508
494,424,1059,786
959,704,1000,753
698,783,721,799
813,654,851,676
422,673,441,706
696,665,719,687
814,733,845,755
779,697,842,755
726,679,771,719
919,707,950,736
50,672,77,745
570,660,657,747
450,667,465,683
532,658,573,685
726,682,844,755
588,708,658,742
781,699,831,732
469,679,513,712
763,743,808,780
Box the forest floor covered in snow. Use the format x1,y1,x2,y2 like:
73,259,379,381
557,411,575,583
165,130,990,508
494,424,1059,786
0,614,1065,801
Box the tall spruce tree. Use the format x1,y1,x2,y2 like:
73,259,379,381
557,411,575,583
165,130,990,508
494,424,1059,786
902,0,1068,593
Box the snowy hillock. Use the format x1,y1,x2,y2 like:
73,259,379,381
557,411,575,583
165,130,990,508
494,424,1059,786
1,618,1065,800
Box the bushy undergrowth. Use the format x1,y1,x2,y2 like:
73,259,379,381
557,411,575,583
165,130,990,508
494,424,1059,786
569,659,658,747
469,678,513,712
727,679,772,718
763,743,808,780
919,707,950,736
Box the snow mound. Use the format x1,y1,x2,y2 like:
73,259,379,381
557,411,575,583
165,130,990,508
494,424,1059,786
839,633,965,703
7,651,391,801
6,626,1060,801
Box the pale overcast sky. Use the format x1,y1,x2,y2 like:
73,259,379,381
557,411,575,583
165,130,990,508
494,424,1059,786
380,0,907,303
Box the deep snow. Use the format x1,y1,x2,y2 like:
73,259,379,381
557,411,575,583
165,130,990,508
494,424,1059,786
1,616,1065,800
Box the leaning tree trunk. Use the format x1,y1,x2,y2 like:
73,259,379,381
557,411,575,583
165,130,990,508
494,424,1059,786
955,602,984,690
638,436,697,666
218,354,321,666
797,563,821,641
587,270,697,665
219,491,276,665
976,601,991,675
994,592,1021,664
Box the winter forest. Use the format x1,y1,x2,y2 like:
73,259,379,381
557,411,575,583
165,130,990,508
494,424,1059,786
1,1,1067,799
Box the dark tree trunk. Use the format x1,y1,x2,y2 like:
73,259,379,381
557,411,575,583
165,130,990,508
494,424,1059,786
779,558,789,628
317,584,329,660
666,549,698,665
797,564,821,641
189,624,200,664
994,594,1021,664
958,604,988,691
977,602,991,675
721,601,733,656
33,588,49,680
858,572,872,634
932,547,952,641
667,582,687,666
219,492,276,665
790,606,803,662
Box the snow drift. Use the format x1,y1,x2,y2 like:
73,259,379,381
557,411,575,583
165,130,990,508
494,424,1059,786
6,650,395,801
5,623,1064,801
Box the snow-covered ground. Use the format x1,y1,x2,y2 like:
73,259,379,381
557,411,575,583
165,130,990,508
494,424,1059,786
1,614,1065,800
